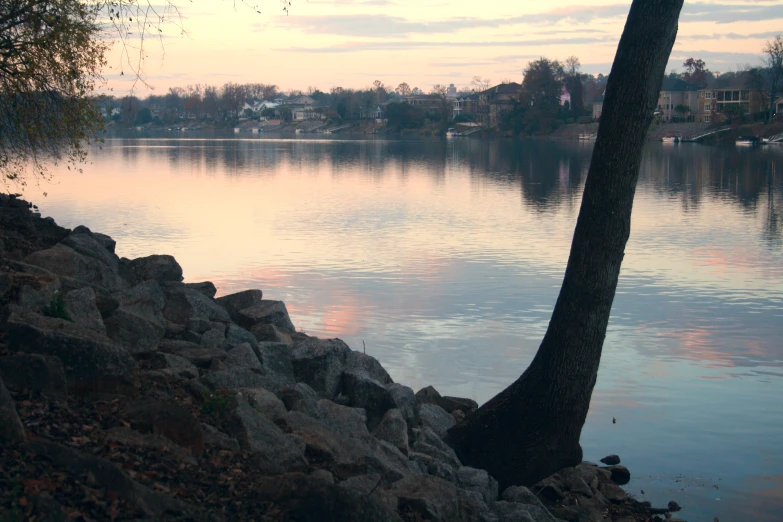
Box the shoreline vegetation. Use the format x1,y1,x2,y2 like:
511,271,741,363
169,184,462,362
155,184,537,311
0,192,689,521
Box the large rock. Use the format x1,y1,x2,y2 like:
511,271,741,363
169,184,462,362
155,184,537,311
280,382,320,410
256,473,394,521
416,385,478,414
200,422,240,451
279,411,416,483
290,337,351,398
161,282,230,325
200,367,289,393
339,473,399,516
158,340,226,367
200,327,226,350
492,501,539,522
251,323,293,344
224,343,262,370
215,289,264,321
0,354,68,401
345,351,393,385
419,403,457,439
373,408,409,456
104,307,164,354
458,489,497,522
62,232,119,271
113,281,166,329
225,323,258,349
24,244,128,292
256,341,295,382
70,225,116,254
63,286,105,334
129,254,183,283
104,427,197,465
343,370,396,430
313,399,369,438
123,399,204,457
241,387,287,421
0,376,26,444
386,383,418,426
391,474,460,522
185,281,216,298
234,300,295,332
457,466,499,504
225,396,307,473
411,427,461,468
6,307,137,394
605,465,631,485
150,352,199,379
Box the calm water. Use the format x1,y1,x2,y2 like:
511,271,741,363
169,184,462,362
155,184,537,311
24,133,783,521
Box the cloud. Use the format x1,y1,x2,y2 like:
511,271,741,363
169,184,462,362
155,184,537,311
274,36,611,53
681,2,783,23
683,30,783,41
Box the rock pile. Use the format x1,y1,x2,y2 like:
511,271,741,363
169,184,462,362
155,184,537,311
0,193,686,521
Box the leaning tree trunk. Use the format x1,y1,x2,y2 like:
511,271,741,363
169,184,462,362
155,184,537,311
448,0,684,489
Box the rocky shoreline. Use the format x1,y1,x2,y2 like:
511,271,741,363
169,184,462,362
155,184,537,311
1,192,687,521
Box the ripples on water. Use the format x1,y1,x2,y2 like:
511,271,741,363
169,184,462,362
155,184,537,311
26,133,783,521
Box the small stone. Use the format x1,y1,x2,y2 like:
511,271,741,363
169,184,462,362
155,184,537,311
606,465,631,485
668,500,682,512
600,454,621,465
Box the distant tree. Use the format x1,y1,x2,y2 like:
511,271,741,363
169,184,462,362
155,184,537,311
682,58,710,88
220,83,245,119
202,86,219,119
0,0,106,185
745,66,768,117
385,101,425,131
134,107,152,125
411,87,424,95
521,57,564,134
673,104,691,121
395,83,411,96
471,76,492,127
564,56,585,119
373,80,387,104
763,35,783,122
120,96,140,124
430,84,453,126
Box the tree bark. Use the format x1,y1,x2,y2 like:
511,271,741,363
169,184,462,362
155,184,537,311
448,0,684,489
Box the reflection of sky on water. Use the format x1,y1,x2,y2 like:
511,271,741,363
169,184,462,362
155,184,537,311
26,134,783,522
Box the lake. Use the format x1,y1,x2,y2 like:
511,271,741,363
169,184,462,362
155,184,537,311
25,132,783,521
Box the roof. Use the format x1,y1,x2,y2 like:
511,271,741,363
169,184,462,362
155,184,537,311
484,82,523,95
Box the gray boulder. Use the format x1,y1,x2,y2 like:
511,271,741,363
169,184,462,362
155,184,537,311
200,367,289,394
241,387,287,421
161,282,230,325
411,427,461,468
104,307,164,354
373,408,409,456
0,376,26,444
416,384,479,414
151,352,199,379
200,327,226,350
256,472,394,521
215,289,264,321
62,232,119,271
129,254,183,283
343,370,396,430
338,473,399,516
492,501,539,522
224,343,262,370
459,489,498,522
24,244,128,292
186,318,225,334
251,323,293,344
71,226,116,254
158,340,226,367
200,422,240,451
256,341,295,382
0,354,68,402
6,307,137,394
313,399,369,438
279,382,320,411
185,281,216,298
235,300,295,332
225,323,258,349
386,383,418,426
419,403,457,439
391,474,460,522
63,287,105,334
290,337,351,397
345,351,393,385
457,466,499,504
225,396,307,473
113,281,166,330
279,411,416,483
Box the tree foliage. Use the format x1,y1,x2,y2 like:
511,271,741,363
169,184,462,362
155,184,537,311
682,57,710,88
520,57,564,134
0,0,106,186
763,35,783,121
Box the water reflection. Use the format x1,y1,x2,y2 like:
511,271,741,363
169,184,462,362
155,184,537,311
27,134,783,522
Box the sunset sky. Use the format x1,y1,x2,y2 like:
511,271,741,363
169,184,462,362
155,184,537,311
105,1,782,95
